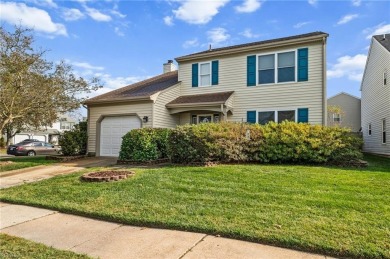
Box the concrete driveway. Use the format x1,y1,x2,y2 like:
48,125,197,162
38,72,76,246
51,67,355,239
0,156,117,189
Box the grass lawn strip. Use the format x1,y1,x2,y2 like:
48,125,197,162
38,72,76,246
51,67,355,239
0,157,57,173
0,233,91,259
0,155,389,258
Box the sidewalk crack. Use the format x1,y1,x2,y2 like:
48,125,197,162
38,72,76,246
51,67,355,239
178,234,207,259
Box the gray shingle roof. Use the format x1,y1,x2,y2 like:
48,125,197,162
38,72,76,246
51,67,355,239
176,31,328,60
84,71,178,104
167,91,234,106
374,34,390,52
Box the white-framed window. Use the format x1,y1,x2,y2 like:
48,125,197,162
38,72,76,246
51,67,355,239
257,109,297,125
60,122,75,130
191,114,220,124
368,123,372,136
257,50,296,85
199,62,211,87
384,70,387,86
333,113,341,122
382,119,386,144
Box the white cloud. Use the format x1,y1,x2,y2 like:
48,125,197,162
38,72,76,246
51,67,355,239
62,8,85,21
84,6,112,22
364,23,390,39
308,0,317,6
114,27,124,37
207,27,230,46
69,61,104,71
240,28,260,39
0,2,67,36
351,0,361,6
183,38,199,48
164,16,174,26
111,10,126,18
29,0,58,8
337,14,359,25
235,0,261,13
328,54,367,81
173,0,229,24
294,21,311,29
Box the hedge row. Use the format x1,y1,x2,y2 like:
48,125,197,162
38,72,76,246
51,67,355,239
119,122,363,164
119,128,170,161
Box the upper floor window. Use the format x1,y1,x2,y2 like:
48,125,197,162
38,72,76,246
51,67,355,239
60,122,75,130
199,62,211,86
258,51,296,85
368,123,372,136
384,71,387,86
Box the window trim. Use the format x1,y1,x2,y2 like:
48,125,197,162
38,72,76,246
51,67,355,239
368,123,372,136
256,49,298,86
198,62,212,87
382,119,386,144
255,108,298,124
333,113,341,122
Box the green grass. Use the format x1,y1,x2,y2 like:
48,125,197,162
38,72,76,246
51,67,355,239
0,154,389,258
0,234,90,259
0,157,57,173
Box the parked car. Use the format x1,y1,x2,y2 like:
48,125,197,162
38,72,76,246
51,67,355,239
18,139,41,143
7,141,61,156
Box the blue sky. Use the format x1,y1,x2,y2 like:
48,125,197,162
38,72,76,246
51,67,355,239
1,0,389,108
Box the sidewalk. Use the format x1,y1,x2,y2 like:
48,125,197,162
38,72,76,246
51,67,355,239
0,202,333,259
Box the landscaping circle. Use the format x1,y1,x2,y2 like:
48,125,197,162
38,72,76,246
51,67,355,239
81,171,134,182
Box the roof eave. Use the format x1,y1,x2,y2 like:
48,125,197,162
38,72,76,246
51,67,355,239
84,96,153,105
175,34,328,62
166,101,226,108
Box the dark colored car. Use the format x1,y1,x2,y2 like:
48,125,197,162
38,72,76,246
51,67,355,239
7,141,61,156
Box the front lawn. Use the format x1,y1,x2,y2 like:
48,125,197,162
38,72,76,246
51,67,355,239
0,157,57,173
0,234,90,259
0,154,389,258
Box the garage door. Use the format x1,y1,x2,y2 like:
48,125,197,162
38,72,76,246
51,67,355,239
100,116,141,157
33,135,47,142
14,134,29,144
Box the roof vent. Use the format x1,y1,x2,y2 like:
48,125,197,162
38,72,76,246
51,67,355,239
163,60,177,73
383,34,386,40
209,44,212,51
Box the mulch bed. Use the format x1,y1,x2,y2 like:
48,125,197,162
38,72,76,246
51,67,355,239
46,155,87,162
0,161,14,166
117,158,170,165
81,170,135,182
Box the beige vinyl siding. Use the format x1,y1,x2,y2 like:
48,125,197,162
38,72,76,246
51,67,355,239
179,113,191,125
327,93,361,132
153,84,181,128
361,39,390,155
88,101,153,154
178,42,324,125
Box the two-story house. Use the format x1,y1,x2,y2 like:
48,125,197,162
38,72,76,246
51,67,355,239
327,92,361,132
361,34,390,156
84,32,328,157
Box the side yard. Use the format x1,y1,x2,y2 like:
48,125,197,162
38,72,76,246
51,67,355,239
0,157,57,173
0,154,389,258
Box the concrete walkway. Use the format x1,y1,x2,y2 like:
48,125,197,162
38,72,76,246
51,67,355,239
0,203,333,259
0,157,117,189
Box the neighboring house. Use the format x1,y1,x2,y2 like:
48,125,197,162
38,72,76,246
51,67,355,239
327,92,361,132
361,34,390,155
84,32,329,157
12,115,77,145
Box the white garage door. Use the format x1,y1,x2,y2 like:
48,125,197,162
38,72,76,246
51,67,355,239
14,134,29,144
33,135,47,142
100,116,141,157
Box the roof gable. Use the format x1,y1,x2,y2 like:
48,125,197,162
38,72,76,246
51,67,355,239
374,34,390,52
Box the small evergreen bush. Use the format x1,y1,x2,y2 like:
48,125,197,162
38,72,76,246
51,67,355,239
59,121,87,156
119,128,171,161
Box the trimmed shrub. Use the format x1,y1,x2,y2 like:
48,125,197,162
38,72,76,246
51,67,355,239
119,128,171,161
168,121,363,164
59,121,88,156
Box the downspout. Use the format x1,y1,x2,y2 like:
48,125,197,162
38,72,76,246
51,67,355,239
83,104,90,156
221,104,226,121
322,36,327,126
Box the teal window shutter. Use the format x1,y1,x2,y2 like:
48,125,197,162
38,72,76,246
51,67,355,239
212,60,219,85
247,55,256,86
298,108,309,123
247,111,256,123
298,48,308,82
192,63,198,87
